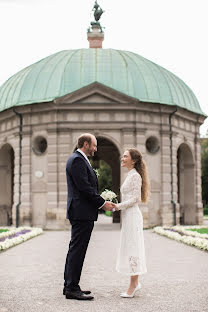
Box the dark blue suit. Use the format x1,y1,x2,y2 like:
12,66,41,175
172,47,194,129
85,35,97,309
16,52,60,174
64,151,105,291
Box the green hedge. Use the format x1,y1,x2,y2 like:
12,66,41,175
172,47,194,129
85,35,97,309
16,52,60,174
204,205,208,215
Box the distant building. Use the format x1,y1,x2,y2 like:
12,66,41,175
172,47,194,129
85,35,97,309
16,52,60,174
0,9,206,228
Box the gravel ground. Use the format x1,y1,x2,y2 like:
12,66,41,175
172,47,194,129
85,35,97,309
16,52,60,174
0,215,208,312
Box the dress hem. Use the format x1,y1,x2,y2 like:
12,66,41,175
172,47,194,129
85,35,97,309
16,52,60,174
116,268,147,276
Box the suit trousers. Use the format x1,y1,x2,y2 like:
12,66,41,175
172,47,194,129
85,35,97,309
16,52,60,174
64,220,94,291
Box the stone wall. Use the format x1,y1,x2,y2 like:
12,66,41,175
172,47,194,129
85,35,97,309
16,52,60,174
0,85,205,229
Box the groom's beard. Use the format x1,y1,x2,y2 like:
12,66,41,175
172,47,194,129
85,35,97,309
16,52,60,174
89,150,95,157
87,147,95,157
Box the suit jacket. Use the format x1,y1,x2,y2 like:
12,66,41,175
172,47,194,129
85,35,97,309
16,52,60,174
66,150,105,221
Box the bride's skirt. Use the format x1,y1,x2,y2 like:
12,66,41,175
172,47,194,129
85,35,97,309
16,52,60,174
116,207,147,276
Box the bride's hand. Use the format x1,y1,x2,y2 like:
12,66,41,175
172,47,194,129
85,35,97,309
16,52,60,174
112,203,119,211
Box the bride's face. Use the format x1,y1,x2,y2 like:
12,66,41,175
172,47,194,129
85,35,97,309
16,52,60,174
121,151,134,170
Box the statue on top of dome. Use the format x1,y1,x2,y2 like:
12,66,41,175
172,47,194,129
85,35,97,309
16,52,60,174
93,0,104,22
88,0,104,33
87,0,105,33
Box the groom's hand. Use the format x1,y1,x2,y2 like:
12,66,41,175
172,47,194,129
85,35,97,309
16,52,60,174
110,203,119,212
103,201,115,211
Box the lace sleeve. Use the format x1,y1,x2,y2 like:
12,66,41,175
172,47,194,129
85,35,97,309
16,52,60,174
117,173,141,211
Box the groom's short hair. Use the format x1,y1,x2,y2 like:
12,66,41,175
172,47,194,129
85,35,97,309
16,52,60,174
77,133,93,148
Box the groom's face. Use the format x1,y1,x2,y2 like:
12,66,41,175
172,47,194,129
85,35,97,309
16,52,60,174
86,136,97,157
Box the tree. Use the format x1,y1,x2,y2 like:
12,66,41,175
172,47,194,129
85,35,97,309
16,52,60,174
201,138,208,215
97,160,112,194
90,159,112,193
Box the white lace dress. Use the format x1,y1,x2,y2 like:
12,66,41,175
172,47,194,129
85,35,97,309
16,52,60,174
116,168,147,276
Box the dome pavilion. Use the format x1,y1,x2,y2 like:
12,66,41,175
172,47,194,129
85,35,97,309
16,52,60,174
0,3,206,228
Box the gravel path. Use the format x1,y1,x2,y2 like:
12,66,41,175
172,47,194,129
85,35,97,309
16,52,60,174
0,215,208,312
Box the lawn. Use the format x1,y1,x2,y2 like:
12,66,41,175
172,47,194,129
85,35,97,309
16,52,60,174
187,228,208,234
0,229,9,233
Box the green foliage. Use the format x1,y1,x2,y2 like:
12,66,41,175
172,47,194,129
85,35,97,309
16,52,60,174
105,211,112,217
204,205,208,216
187,228,208,234
0,229,9,233
91,160,112,194
201,138,208,214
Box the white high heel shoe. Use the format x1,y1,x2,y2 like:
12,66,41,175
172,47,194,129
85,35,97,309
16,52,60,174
120,282,142,298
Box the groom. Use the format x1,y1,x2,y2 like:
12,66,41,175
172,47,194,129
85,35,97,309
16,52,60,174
64,133,114,300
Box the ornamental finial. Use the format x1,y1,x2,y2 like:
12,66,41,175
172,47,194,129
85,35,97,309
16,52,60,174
87,1,105,48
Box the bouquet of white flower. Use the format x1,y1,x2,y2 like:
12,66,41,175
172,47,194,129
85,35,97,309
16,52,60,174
100,189,118,204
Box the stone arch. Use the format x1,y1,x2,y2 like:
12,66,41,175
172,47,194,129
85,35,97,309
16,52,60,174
0,140,15,151
95,133,122,156
71,132,122,156
0,143,14,225
175,139,195,162
177,143,195,224
93,136,121,222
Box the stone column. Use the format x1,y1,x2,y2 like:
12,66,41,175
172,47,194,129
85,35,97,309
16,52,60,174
57,129,72,229
160,129,176,226
20,133,32,225
12,137,20,226
46,129,59,229
172,135,179,224
122,129,136,152
195,133,203,224
31,131,48,228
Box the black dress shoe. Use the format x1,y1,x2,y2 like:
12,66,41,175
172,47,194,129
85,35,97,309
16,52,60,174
65,290,94,300
63,287,91,295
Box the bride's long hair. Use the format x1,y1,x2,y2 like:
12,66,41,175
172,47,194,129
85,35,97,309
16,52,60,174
128,148,150,203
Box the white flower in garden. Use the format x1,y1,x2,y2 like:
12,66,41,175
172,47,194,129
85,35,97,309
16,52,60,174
0,227,43,252
153,225,208,251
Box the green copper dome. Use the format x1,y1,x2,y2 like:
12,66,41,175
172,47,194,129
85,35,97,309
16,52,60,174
0,48,204,115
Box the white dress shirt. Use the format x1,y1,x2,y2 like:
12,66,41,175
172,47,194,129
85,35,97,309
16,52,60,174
76,149,91,165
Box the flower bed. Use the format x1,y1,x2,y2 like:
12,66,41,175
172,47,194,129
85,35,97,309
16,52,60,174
0,227,43,252
153,225,208,251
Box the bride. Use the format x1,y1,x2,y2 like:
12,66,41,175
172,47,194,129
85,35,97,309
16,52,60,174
114,148,149,298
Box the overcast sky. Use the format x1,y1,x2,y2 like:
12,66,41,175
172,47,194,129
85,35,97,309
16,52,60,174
0,0,207,136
